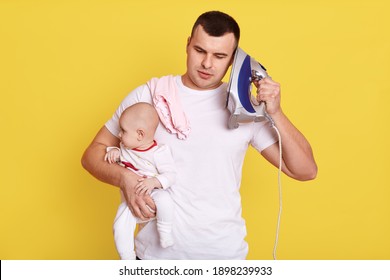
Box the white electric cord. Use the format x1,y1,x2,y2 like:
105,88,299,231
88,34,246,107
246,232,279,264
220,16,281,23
266,115,283,260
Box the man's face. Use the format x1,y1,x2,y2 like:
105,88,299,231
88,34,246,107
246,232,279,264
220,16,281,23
183,25,236,90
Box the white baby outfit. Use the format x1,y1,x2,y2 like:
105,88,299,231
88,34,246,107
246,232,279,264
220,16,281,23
110,141,176,260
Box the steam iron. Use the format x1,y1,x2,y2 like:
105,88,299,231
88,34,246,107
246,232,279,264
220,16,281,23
226,47,269,129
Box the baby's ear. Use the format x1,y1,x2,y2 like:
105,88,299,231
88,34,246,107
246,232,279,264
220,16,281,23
137,129,145,141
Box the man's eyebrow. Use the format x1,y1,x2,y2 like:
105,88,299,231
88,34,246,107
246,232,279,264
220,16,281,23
193,45,205,51
193,45,229,57
214,52,229,57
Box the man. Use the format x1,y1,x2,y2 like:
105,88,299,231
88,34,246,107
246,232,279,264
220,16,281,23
81,11,317,259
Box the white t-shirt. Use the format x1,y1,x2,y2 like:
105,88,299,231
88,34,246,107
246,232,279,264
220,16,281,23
105,75,278,259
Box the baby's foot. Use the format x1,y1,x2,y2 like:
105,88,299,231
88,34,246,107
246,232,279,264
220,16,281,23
119,251,136,260
160,233,174,248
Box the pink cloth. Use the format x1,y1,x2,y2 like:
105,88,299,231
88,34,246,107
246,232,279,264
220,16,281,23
147,75,191,140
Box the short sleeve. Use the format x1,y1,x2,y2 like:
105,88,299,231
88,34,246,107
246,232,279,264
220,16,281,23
250,120,279,152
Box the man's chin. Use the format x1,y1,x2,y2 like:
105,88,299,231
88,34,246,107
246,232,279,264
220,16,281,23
183,73,221,90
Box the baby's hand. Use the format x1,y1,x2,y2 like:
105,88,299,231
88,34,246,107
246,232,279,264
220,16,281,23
104,149,121,164
135,177,162,195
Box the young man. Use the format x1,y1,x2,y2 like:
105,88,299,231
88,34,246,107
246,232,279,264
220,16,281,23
81,11,317,259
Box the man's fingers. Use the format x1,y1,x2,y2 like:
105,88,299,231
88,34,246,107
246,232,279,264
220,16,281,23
131,195,155,220
143,195,156,213
139,204,154,219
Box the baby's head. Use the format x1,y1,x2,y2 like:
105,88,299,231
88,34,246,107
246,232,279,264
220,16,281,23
118,103,159,150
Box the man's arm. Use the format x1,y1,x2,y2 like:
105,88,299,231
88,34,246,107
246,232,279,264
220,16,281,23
256,78,318,181
81,126,156,219
261,111,317,181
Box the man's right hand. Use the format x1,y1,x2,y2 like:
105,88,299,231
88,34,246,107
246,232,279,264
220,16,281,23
81,126,156,220
119,171,156,220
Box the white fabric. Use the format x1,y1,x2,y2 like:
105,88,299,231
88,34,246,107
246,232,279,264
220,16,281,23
115,143,176,190
114,190,174,259
105,75,278,259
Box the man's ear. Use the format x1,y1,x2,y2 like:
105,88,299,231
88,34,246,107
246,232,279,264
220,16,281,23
186,36,191,55
137,129,145,141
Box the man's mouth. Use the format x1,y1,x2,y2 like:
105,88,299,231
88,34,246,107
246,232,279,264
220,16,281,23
198,70,212,79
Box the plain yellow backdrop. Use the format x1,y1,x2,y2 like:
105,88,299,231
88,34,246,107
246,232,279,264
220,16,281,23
1,0,389,260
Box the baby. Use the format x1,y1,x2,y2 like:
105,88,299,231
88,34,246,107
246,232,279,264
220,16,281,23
105,102,176,260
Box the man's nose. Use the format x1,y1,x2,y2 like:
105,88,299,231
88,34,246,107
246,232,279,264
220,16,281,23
201,54,212,69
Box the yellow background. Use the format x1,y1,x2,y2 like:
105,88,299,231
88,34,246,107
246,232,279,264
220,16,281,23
1,0,389,260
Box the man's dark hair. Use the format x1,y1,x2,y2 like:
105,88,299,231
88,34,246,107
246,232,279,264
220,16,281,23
191,11,240,45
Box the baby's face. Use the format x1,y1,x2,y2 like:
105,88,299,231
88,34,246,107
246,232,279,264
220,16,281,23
118,118,139,150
